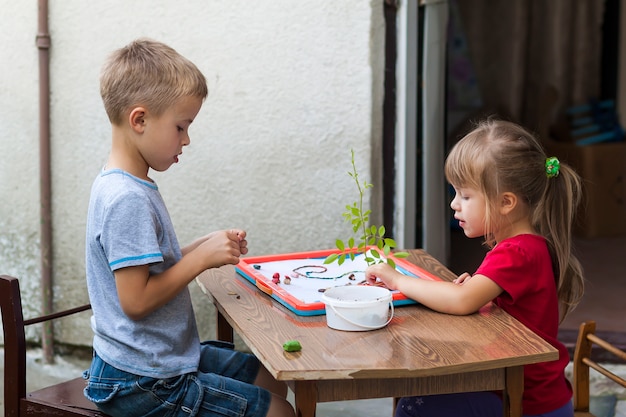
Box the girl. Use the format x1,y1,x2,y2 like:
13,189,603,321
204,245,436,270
366,119,584,417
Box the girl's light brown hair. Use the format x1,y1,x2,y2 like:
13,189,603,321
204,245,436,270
445,119,584,321
100,38,208,125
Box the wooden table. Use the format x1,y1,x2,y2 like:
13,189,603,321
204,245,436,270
196,250,558,417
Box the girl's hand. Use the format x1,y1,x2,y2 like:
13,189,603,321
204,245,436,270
364,263,399,290
453,272,472,285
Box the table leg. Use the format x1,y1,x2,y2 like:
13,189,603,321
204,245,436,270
502,366,524,417
216,310,234,343
293,380,317,417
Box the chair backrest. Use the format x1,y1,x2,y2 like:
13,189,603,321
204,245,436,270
1,275,28,416
1,274,91,417
572,320,626,414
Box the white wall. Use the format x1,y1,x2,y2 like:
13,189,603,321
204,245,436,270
0,0,386,346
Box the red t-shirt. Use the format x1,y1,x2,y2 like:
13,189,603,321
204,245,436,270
475,234,572,415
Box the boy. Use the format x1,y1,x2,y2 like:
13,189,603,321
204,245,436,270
83,38,294,417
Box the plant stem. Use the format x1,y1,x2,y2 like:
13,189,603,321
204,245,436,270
350,150,369,246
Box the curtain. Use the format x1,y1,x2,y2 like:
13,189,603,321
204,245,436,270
454,0,606,136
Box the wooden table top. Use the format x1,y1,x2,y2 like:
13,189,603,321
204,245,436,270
196,249,558,383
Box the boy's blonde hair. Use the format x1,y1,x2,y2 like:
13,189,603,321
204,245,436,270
445,119,584,320
100,38,208,125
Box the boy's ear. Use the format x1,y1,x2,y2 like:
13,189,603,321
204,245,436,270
499,192,517,215
129,107,146,133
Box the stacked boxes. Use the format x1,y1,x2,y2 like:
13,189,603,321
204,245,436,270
544,139,626,238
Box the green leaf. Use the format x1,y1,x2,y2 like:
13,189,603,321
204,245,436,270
387,259,396,269
324,253,338,264
338,254,346,265
383,245,391,257
336,239,345,251
370,250,380,259
348,237,355,248
394,251,409,259
379,225,386,237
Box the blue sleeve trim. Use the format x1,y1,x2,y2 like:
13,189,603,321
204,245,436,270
110,253,162,267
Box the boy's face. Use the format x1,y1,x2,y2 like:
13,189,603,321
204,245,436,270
138,96,203,172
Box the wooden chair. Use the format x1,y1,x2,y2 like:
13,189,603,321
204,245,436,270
572,320,626,417
1,274,109,417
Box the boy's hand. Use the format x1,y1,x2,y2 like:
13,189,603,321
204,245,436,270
197,229,248,268
233,229,248,255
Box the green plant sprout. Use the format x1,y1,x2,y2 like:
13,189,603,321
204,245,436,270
324,149,408,268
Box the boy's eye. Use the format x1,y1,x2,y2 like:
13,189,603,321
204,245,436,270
177,126,184,132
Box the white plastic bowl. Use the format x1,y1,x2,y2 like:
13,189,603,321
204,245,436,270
321,285,393,331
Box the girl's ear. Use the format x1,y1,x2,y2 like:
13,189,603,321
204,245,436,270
499,192,518,215
129,107,146,133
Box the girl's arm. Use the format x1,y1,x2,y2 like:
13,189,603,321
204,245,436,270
365,263,502,315
115,229,247,320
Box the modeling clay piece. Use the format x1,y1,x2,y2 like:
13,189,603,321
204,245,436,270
282,340,302,352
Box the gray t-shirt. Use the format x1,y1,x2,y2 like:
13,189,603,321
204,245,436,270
85,169,200,378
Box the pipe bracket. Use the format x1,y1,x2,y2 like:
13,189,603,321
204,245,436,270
36,34,51,49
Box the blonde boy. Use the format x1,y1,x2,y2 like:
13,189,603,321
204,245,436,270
83,38,294,417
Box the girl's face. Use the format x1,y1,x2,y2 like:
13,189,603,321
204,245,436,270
450,186,487,239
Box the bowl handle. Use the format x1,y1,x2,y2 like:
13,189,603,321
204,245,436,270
329,301,394,330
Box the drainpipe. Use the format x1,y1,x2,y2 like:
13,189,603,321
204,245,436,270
36,0,54,364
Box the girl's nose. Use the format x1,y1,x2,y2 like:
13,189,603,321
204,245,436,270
450,194,459,211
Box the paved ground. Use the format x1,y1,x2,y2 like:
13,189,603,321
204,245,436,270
0,348,392,416
1,348,625,416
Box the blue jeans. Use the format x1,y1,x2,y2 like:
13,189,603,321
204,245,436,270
395,392,574,417
83,341,271,417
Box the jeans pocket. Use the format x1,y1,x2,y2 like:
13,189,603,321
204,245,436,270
200,385,247,417
84,381,121,404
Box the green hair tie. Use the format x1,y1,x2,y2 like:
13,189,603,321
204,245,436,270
545,157,560,178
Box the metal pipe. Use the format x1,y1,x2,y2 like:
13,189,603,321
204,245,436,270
36,0,54,364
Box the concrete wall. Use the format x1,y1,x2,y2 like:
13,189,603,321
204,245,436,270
0,0,386,347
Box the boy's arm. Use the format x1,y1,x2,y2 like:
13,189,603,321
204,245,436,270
181,229,246,256
116,229,247,320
